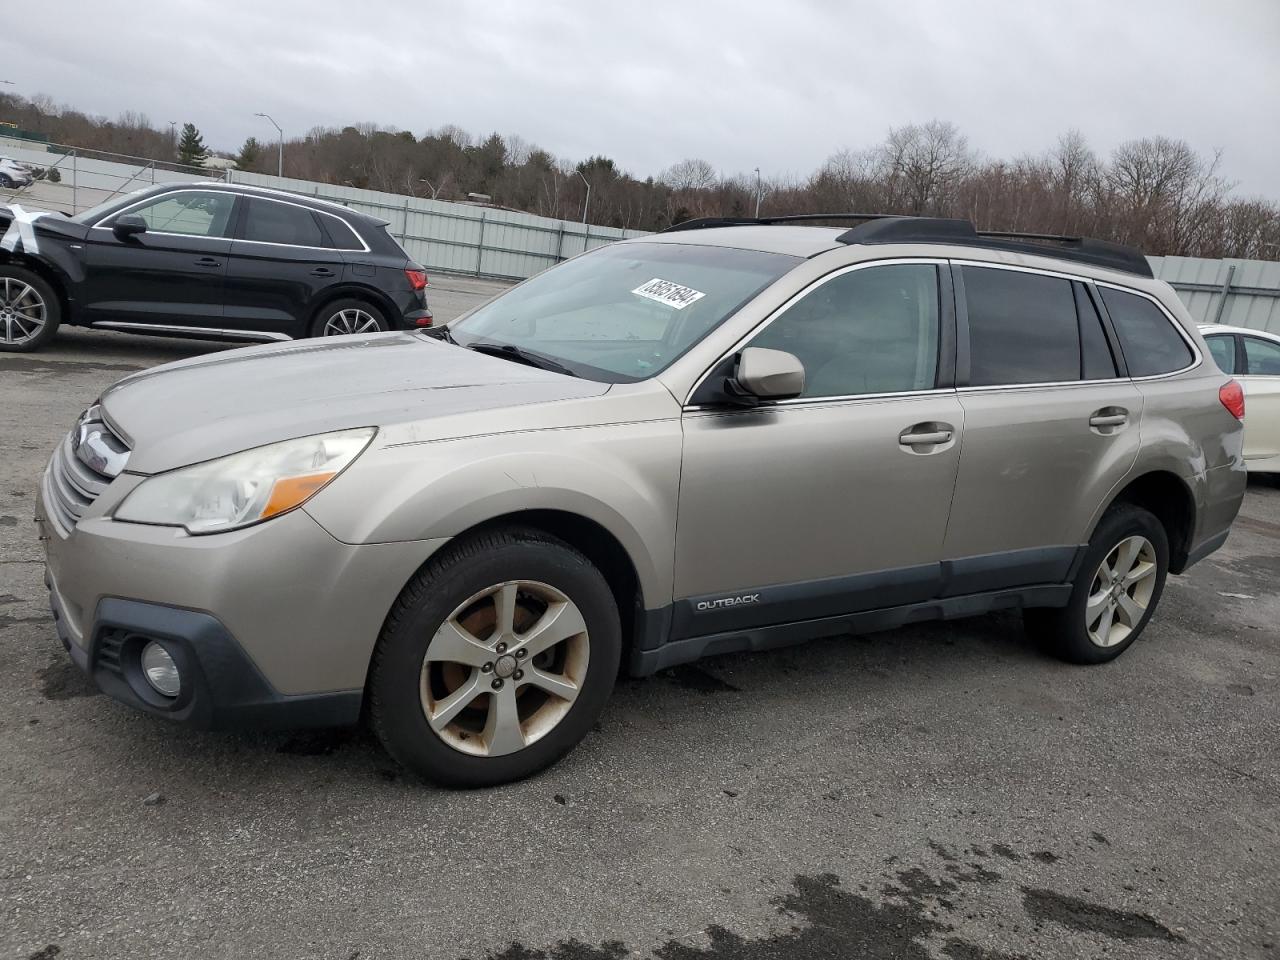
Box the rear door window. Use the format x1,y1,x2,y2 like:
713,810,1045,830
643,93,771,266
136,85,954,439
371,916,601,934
1205,334,1237,374
1244,336,1280,376
241,198,326,247
963,266,1079,386
1099,288,1194,377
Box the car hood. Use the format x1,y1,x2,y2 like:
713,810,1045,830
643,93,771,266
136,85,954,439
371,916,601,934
100,333,610,474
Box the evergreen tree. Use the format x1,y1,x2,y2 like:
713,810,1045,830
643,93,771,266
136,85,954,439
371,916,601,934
177,123,209,166
236,136,262,169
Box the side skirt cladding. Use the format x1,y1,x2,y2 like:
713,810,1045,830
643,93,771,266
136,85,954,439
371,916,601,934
629,546,1084,676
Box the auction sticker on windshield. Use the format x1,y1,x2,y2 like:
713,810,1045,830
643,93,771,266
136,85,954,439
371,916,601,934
632,278,706,310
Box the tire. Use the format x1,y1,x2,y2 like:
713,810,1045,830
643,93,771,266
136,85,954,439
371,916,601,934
369,528,621,788
0,174,13,188
310,298,390,338
0,265,61,352
1025,503,1169,665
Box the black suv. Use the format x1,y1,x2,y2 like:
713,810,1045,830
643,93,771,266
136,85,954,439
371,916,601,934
0,182,432,352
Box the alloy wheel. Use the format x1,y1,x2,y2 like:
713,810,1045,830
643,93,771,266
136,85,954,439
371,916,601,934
1,277,46,346
420,580,590,757
1086,535,1158,647
322,308,381,336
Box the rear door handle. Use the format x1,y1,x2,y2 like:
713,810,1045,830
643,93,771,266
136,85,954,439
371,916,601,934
310,267,336,278
194,257,221,268
1089,408,1130,432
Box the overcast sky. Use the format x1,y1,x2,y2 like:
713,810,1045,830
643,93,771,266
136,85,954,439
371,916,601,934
3,0,1277,197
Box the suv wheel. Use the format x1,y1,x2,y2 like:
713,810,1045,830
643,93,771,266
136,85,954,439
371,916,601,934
1025,503,1169,664
369,528,621,787
0,266,60,352
312,298,390,337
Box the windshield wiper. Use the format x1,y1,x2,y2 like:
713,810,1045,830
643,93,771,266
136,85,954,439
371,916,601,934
465,341,575,376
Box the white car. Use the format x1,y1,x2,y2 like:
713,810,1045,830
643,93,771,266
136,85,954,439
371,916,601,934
0,156,34,188
1200,323,1280,473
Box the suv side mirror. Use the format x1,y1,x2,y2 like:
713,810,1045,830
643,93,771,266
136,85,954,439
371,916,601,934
726,347,805,404
112,214,148,239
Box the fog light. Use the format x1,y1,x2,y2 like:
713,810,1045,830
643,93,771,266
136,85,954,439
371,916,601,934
141,642,180,697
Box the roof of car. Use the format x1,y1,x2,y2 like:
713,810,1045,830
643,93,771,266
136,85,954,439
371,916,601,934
646,215,1154,279
1199,323,1280,340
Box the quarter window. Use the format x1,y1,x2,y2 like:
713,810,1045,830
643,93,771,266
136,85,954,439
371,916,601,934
1205,335,1237,374
322,215,364,250
747,263,939,398
125,191,236,238
963,266,1079,386
241,198,326,247
1244,336,1280,376
1099,288,1193,377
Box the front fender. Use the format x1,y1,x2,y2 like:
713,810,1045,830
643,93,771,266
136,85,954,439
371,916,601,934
304,420,683,608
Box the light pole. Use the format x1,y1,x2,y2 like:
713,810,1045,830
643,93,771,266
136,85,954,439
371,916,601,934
576,169,591,224
254,112,283,177
754,167,762,218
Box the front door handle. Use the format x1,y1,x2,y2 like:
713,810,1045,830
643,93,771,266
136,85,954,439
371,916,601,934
310,267,336,278
899,422,956,452
194,257,221,268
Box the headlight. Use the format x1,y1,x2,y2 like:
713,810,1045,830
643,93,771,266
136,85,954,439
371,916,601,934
114,428,375,534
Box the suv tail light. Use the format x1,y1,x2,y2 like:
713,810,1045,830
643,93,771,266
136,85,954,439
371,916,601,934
404,267,428,292
1219,379,1245,420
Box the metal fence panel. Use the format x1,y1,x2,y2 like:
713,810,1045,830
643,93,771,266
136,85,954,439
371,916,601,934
1149,256,1280,334
7,148,1279,327
227,170,646,281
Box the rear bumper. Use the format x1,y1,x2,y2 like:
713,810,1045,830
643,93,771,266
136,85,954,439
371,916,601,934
1179,460,1247,572
48,578,361,730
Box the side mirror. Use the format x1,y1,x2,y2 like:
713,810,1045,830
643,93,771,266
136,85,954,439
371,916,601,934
726,347,805,404
112,214,148,239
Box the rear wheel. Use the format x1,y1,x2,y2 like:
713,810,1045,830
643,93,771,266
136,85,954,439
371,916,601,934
1025,504,1169,664
0,266,60,352
369,528,621,788
310,298,390,337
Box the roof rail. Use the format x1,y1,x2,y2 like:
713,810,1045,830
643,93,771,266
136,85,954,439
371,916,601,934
663,213,1152,278
662,213,896,232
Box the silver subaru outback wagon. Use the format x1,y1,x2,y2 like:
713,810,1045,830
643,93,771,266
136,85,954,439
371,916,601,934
37,214,1247,787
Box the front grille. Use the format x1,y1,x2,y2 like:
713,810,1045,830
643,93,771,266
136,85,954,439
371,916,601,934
44,406,129,534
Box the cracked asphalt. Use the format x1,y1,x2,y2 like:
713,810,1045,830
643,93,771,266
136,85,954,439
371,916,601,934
1,276,1278,959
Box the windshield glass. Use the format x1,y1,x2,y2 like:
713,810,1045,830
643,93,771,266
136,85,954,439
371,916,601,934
69,189,148,225
449,241,801,383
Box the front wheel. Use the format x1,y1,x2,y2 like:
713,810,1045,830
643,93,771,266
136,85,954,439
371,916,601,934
368,528,621,788
1025,503,1169,664
310,298,390,337
0,266,61,352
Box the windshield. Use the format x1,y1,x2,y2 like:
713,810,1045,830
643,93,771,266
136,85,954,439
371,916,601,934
69,188,148,225
449,241,801,383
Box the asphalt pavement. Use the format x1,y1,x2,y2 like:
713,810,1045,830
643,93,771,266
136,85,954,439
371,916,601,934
1,278,1277,959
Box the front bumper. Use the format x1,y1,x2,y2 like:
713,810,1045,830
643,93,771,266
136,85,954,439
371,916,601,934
48,581,361,730
37,471,445,729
